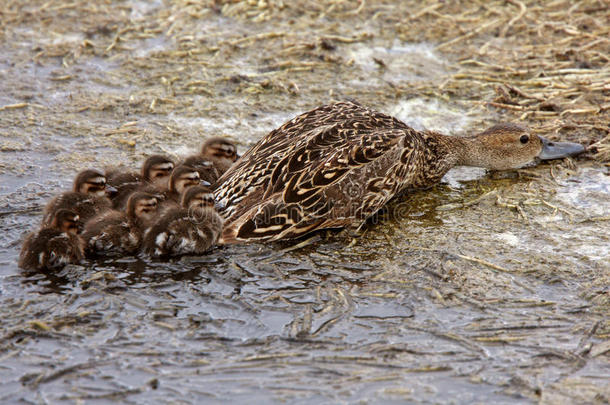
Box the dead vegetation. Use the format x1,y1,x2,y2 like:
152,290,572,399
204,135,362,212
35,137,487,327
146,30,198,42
1,0,608,161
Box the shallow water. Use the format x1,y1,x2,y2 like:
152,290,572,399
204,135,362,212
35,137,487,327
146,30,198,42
2,155,608,403
1,2,609,403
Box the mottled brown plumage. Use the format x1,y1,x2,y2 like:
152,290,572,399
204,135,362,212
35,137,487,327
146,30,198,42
19,209,84,271
215,101,584,244
106,155,173,210
81,192,159,256
143,185,223,257
162,165,203,207
199,137,239,176
42,169,113,228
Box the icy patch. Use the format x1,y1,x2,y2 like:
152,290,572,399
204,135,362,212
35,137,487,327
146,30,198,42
129,0,163,20
554,167,610,217
163,115,240,156
134,36,169,58
496,232,520,247
348,42,447,83
254,111,296,135
166,110,297,155
33,32,85,46
391,98,474,134
167,115,239,135
442,167,488,189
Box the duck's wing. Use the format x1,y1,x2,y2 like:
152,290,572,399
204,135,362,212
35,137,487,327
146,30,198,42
231,101,409,165
218,123,411,243
215,101,411,211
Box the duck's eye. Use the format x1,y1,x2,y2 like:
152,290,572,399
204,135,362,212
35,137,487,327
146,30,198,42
519,135,529,144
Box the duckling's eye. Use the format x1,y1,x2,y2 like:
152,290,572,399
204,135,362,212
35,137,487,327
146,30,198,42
519,135,529,144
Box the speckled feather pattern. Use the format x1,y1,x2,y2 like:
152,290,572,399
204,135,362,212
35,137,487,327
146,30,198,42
81,211,143,256
215,101,456,243
142,207,223,257
42,193,112,228
18,229,83,270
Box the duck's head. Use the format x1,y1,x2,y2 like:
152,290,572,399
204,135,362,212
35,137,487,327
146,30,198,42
168,165,204,195
201,137,239,163
73,169,115,197
459,123,585,170
181,185,215,210
141,155,175,190
126,192,159,225
51,209,80,235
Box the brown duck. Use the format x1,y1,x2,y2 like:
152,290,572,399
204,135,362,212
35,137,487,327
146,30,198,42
42,169,114,228
81,192,160,256
184,137,239,179
141,155,176,190
107,155,174,210
19,209,84,271
181,155,220,186
143,185,223,257
214,101,584,243
162,165,206,207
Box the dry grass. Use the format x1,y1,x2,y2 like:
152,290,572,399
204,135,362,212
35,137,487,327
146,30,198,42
1,0,607,161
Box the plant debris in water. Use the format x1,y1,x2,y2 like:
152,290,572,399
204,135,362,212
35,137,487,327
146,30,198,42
0,0,608,403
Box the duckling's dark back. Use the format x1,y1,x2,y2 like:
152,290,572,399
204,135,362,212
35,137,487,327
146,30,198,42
143,206,222,257
19,228,83,271
42,192,112,228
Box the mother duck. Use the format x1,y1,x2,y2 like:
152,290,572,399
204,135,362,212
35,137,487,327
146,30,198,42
214,101,584,243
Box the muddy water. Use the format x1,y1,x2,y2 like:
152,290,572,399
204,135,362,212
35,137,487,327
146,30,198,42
1,5,609,404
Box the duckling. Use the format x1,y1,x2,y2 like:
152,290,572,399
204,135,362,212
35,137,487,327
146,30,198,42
181,155,220,185
108,155,174,210
19,209,84,271
105,169,140,209
192,137,239,177
215,101,585,243
42,169,114,228
142,185,223,257
163,165,205,207
141,155,176,190
81,192,159,256
106,168,141,188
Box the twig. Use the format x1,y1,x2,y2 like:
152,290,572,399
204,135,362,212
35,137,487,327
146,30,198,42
500,0,527,37
457,254,515,273
437,19,501,50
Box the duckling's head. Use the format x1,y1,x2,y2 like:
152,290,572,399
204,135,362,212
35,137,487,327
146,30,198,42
73,169,112,197
126,192,159,225
181,185,215,209
201,137,239,163
142,155,175,190
51,209,80,235
461,123,584,170
168,165,202,195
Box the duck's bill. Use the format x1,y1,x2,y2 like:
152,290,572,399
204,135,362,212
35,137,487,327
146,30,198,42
538,136,585,160
105,185,118,197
